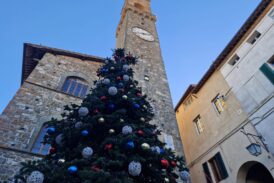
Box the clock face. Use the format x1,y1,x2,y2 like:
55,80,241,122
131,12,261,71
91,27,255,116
132,27,155,42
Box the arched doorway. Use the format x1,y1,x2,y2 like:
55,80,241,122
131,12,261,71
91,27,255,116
237,161,274,183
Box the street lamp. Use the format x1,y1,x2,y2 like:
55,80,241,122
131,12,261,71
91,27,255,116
246,143,262,156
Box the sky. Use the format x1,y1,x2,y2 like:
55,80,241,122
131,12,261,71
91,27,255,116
0,0,260,113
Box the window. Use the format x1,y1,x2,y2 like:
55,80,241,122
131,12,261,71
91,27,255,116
208,153,229,182
269,9,274,19
31,126,51,155
260,55,274,85
228,54,240,66
62,77,88,98
202,163,213,183
163,133,175,150
193,115,204,135
212,94,225,114
247,30,261,44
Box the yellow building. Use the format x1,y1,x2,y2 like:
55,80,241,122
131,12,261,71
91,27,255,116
175,1,274,183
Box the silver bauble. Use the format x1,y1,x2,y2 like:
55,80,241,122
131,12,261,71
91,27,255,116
109,129,115,134
140,117,145,122
151,146,161,154
128,161,142,176
120,119,125,123
122,125,133,135
180,170,190,181
122,95,128,100
58,159,65,164
108,86,118,96
26,171,44,183
164,178,169,182
98,117,105,123
75,121,83,129
123,75,130,81
78,107,89,117
141,143,150,150
82,147,94,159
55,134,64,146
123,64,130,71
102,78,110,85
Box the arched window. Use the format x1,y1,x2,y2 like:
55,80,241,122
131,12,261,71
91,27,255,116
31,126,51,155
62,76,89,98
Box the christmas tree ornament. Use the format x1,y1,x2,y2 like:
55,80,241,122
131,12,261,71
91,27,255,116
161,159,169,168
128,161,142,176
180,171,190,181
68,166,78,174
122,125,133,135
108,86,118,96
78,107,89,117
120,118,125,123
136,92,142,97
151,146,161,154
130,84,134,88
98,117,105,123
110,66,115,71
82,147,93,158
126,141,135,149
55,134,64,146
171,161,177,167
116,76,122,81
123,64,130,71
93,109,99,114
160,148,165,154
81,130,89,137
47,127,56,134
143,105,148,109
91,165,101,172
164,178,169,182
140,117,145,122
107,103,116,110
102,78,110,85
75,121,83,129
100,96,107,101
123,75,130,81
26,171,44,183
141,143,150,150
133,103,140,109
137,130,144,136
104,144,113,151
58,159,65,164
109,129,115,134
49,147,56,154
122,95,128,100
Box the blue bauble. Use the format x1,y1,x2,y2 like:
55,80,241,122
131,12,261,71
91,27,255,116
81,130,89,136
68,166,78,174
108,103,116,110
160,148,165,154
118,82,124,88
133,103,140,109
47,127,56,134
126,141,135,149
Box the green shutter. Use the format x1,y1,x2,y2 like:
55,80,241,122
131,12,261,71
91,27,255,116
260,63,274,85
202,162,213,183
215,152,229,179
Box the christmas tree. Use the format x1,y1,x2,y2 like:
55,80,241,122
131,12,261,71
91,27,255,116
15,49,189,183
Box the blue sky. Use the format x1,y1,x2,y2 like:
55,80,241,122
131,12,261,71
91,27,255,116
0,0,260,113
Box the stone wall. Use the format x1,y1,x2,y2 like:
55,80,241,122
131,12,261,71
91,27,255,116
0,53,102,181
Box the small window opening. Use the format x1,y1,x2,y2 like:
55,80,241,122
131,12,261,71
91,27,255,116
193,115,204,135
247,30,261,44
228,54,240,66
62,77,88,98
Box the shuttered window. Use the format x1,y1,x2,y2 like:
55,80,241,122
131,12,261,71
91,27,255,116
208,152,229,182
260,56,274,85
62,77,89,98
202,162,213,183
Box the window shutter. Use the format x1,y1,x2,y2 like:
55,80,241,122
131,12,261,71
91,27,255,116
202,162,213,183
260,63,274,85
215,153,228,179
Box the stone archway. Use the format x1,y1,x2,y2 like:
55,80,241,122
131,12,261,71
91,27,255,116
237,161,274,183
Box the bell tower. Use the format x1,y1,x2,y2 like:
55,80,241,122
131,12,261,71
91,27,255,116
116,0,184,155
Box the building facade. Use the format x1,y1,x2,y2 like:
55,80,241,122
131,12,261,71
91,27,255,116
175,1,274,183
0,0,183,181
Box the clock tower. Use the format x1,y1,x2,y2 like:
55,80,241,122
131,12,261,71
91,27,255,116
116,0,183,155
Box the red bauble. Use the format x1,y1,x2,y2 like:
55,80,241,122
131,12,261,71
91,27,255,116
104,144,113,151
171,161,177,167
91,165,101,172
93,109,99,114
49,147,56,154
100,96,107,101
161,159,169,168
137,130,145,136
136,93,142,97
116,76,122,80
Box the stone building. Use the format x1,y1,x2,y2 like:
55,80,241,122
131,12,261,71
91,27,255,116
175,1,274,183
0,0,183,181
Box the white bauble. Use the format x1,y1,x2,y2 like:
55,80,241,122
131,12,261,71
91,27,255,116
141,143,150,150
123,64,130,71
26,171,44,183
75,121,83,129
102,78,110,85
108,86,118,96
128,161,142,176
123,75,130,81
151,146,161,154
82,147,93,159
180,170,190,181
122,125,133,135
55,134,64,146
78,107,89,117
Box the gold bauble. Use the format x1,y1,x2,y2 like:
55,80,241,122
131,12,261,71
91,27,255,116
141,143,150,150
122,95,128,100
